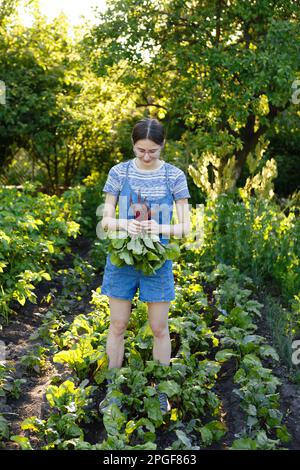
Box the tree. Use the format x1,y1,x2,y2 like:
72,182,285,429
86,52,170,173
87,0,300,193
0,0,19,25
0,5,135,191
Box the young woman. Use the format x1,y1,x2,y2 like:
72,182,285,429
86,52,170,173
100,117,191,413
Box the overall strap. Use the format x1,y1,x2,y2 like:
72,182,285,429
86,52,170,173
125,159,131,177
165,162,171,193
120,160,131,192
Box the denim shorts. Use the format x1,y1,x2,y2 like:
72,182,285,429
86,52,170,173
100,254,175,302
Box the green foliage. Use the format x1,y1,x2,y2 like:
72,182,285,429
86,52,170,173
87,0,300,194
53,339,108,381
0,415,10,441
210,263,291,445
107,231,180,275
1,377,26,400
231,431,281,450
0,6,138,190
9,240,293,451
20,346,49,375
185,194,300,307
1,2,298,447
10,435,33,450
0,0,299,202
0,186,82,321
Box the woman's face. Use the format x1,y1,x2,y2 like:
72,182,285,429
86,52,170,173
133,139,163,165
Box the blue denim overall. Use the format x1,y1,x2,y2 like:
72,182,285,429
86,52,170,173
100,159,175,302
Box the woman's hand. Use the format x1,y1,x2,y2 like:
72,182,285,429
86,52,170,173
140,219,160,235
126,219,142,236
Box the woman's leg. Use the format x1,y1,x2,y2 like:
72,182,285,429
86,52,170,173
106,297,132,369
147,301,171,365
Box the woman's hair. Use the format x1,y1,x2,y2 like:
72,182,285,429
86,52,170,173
131,118,165,146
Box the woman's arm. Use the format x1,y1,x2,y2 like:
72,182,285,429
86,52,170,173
159,198,191,238
101,193,128,232
101,193,142,235
140,199,191,238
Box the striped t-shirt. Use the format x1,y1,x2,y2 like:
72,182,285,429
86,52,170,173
103,158,191,200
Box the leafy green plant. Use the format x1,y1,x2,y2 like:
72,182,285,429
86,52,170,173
53,339,108,382
2,378,27,400
231,430,281,450
107,231,180,275
10,435,33,450
17,380,95,450
211,264,291,447
0,186,82,321
20,346,49,374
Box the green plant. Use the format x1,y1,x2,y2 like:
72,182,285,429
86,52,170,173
107,231,180,275
20,346,49,374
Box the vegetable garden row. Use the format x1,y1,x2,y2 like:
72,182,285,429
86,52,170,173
0,185,299,450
